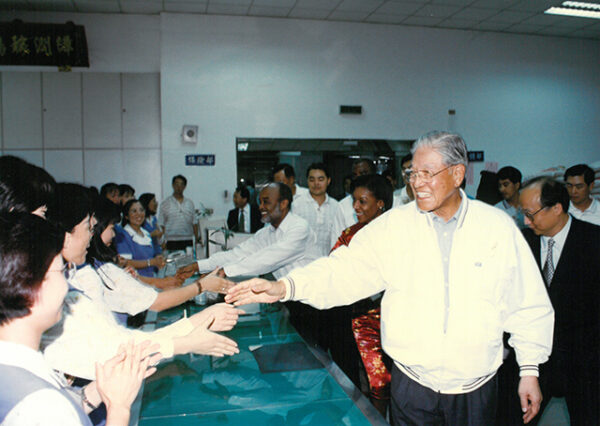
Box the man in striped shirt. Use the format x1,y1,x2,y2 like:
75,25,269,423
159,175,198,251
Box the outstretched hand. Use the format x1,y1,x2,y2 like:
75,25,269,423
198,268,235,294
176,263,198,280
189,303,244,331
224,278,285,306
177,313,239,357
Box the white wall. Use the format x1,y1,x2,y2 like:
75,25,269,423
1,12,599,216
160,14,600,215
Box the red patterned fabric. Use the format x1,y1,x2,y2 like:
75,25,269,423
331,222,391,401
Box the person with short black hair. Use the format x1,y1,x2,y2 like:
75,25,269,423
272,163,309,200
118,184,135,206
494,166,526,228
116,199,166,278
293,162,345,256
0,212,160,426
564,164,600,225
334,158,376,233
43,183,240,381
327,174,395,416
158,174,199,250
517,176,600,425
100,182,120,205
139,192,163,253
0,155,56,217
177,182,319,280
227,186,262,233
397,153,415,205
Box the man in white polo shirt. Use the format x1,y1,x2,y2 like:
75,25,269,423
227,131,554,425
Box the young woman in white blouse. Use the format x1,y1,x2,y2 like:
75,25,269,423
0,212,159,426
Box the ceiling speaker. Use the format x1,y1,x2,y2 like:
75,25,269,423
182,125,198,144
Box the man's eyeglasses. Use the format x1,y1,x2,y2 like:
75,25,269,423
520,206,547,222
405,165,453,184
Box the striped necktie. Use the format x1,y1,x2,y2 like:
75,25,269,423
542,238,555,287
238,209,245,232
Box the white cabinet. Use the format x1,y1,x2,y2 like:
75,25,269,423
2,72,43,149
43,73,83,149
83,73,122,149
2,72,161,194
123,73,161,148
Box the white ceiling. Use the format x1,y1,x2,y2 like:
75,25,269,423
1,0,599,40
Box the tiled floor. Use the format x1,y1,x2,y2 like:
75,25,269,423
538,397,570,426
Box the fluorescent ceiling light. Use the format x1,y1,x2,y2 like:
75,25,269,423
545,1,600,18
545,6,600,18
562,1,600,10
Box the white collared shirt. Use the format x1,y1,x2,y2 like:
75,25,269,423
541,215,572,268
158,195,196,241
123,223,153,247
196,212,319,279
282,192,554,394
292,193,345,256
42,267,195,379
293,185,309,200
332,194,357,245
0,341,84,426
568,198,600,226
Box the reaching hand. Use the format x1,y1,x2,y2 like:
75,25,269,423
95,340,162,424
198,268,235,294
518,376,542,424
155,276,183,289
176,263,198,280
225,278,285,306
123,266,138,278
189,303,244,331
151,255,166,269
117,256,129,269
177,314,239,357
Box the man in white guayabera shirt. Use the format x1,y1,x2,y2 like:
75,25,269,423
177,182,319,280
226,131,554,426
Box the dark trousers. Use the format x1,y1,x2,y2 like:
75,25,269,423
533,351,599,426
498,347,600,426
390,364,498,426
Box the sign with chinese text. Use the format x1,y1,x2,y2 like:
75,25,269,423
0,20,89,67
467,151,484,162
185,155,215,166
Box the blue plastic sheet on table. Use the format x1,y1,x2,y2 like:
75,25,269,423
250,342,323,373
139,398,370,425
138,300,386,425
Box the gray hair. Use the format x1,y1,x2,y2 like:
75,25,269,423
411,131,468,168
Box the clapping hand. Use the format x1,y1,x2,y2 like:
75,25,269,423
95,340,162,424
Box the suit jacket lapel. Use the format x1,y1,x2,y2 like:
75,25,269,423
550,220,578,285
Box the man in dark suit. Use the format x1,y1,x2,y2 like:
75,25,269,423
518,177,599,425
227,186,262,233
